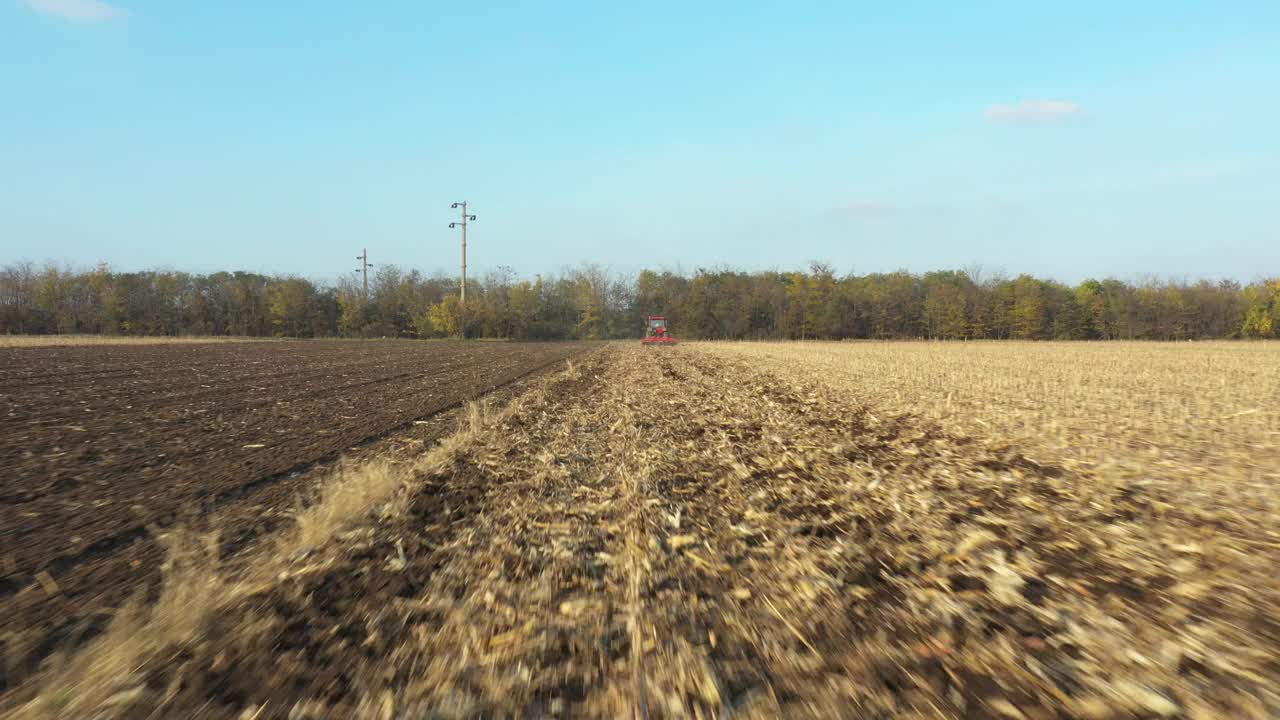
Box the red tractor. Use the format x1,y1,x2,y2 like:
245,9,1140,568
641,315,680,345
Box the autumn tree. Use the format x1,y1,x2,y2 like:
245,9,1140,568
0,260,1268,342
268,278,316,337
1241,279,1279,338
1008,275,1048,339
922,271,972,339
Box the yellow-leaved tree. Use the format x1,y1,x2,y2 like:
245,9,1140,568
425,295,461,337
1240,279,1279,338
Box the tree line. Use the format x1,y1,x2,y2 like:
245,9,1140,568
2,261,1277,340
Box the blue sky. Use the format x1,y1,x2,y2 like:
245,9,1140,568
2,1,1277,284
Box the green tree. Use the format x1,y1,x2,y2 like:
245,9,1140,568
1049,284,1088,339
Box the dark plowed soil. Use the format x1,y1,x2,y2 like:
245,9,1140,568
0,340,590,692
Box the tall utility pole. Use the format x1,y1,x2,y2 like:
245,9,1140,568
354,248,374,298
449,202,476,303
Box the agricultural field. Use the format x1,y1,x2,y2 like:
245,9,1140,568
3,340,1278,718
0,336,289,348
0,339,591,698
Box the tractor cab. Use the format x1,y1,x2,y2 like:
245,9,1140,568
642,315,679,345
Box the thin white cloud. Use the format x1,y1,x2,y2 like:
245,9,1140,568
843,199,895,216
839,199,972,219
1080,160,1247,192
23,0,120,22
984,100,1080,124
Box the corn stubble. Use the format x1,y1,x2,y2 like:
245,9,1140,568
10,342,1278,718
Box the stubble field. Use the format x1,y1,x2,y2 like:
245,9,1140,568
3,340,1277,719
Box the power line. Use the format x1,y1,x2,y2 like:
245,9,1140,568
448,202,476,304
354,248,374,298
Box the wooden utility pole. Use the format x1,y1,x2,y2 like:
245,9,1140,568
355,248,374,298
449,202,476,303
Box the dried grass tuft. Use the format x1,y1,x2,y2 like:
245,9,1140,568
293,460,400,551
10,532,224,719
